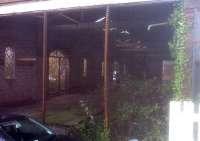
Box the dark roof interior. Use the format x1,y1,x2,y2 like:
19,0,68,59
0,2,175,26
0,2,176,53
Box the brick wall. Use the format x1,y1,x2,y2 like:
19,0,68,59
0,22,39,105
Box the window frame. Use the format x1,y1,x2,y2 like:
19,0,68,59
4,47,16,80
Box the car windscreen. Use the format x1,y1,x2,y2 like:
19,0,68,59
0,129,15,141
1,118,55,141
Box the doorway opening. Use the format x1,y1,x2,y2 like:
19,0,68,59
48,50,70,94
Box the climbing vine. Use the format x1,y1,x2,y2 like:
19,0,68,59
169,3,188,100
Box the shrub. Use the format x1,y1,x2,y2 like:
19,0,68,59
109,75,169,141
78,100,111,141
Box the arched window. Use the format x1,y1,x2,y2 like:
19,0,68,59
4,47,15,79
50,50,64,58
82,58,87,77
49,50,69,93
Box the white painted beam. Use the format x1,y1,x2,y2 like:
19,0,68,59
0,0,178,16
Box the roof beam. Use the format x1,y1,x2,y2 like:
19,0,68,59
0,0,178,16
51,21,170,31
58,13,80,24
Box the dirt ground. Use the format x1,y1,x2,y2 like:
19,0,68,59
0,94,103,126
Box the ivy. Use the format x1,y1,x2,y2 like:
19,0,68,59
169,3,188,100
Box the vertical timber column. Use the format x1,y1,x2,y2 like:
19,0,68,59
103,6,110,129
42,12,48,123
58,58,61,93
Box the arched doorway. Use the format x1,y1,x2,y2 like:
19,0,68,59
48,50,70,94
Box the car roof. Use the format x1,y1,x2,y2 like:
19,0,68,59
0,113,26,123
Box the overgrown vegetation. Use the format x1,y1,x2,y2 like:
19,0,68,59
109,75,169,141
76,75,170,141
63,4,189,141
169,3,188,100
78,100,111,141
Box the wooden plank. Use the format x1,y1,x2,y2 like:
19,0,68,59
16,57,37,61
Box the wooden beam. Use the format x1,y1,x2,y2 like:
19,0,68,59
58,13,80,24
103,6,110,129
0,0,178,16
51,21,170,31
52,22,103,30
42,12,48,123
16,57,37,61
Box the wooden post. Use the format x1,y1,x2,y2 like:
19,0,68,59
103,6,110,129
58,57,61,93
42,12,48,123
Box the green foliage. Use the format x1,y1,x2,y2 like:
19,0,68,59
110,75,169,141
169,3,188,100
78,118,110,141
96,127,110,141
78,100,110,141
78,119,96,141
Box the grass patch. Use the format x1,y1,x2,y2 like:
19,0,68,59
46,110,85,125
28,108,86,125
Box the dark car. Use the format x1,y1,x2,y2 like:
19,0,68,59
0,114,80,141
0,127,15,141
